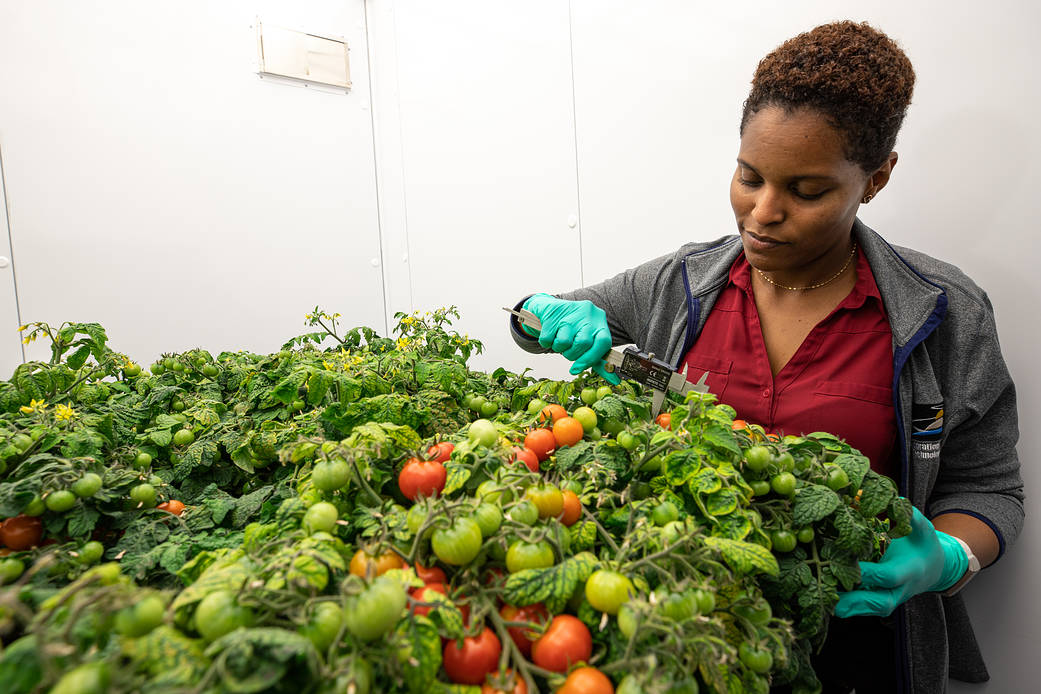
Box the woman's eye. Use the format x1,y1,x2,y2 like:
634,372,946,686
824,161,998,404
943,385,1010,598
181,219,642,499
793,189,827,200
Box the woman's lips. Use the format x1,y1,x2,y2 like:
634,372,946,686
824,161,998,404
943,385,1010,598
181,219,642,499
743,230,785,251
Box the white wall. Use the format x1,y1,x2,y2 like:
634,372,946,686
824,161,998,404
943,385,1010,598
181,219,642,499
1,1,1038,690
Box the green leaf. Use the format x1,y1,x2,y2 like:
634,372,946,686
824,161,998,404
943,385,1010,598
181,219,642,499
569,520,597,551
792,484,842,526
701,423,742,458
123,625,208,685
591,394,626,421
442,462,471,496
397,616,442,694
832,452,870,491
705,488,739,516
711,511,752,540
66,504,100,538
204,627,319,693
503,552,598,613
828,558,861,592
66,344,91,370
775,556,814,598
857,472,897,519
148,429,173,447
703,536,779,577
554,440,594,472
887,496,913,539
689,468,722,496
662,449,701,486
834,505,873,556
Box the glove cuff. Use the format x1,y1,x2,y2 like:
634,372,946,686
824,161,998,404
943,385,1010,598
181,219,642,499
931,531,971,592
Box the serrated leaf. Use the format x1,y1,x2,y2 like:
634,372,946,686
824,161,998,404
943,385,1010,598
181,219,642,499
503,553,598,612
828,558,861,592
888,496,913,538
701,423,742,458
148,428,173,447
834,505,873,556
662,449,700,486
857,472,897,519
591,394,626,421
703,536,778,576
66,504,100,538
554,440,594,472
66,344,91,370
397,616,442,694
776,558,814,598
711,511,752,540
568,520,597,551
689,468,722,495
792,484,842,526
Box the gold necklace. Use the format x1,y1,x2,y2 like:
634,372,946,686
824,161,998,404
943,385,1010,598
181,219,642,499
754,243,857,291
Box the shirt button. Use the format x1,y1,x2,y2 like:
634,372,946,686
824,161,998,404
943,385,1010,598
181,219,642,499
762,388,771,398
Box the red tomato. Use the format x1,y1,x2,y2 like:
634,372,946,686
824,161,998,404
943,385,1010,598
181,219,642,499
499,603,548,657
731,419,749,431
552,417,585,448
0,515,44,551
524,429,557,462
398,458,447,501
410,582,448,618
482,670,528,694
443,626,501,685
655,413,671,429
415,563,447,584
157,499,186,516
560,490,582,527
539,404,568,424
426,441,455,463
509,446,540,473
531,615,592,673
557,667,614,694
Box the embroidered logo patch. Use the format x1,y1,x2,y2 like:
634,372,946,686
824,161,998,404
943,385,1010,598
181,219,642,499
911,402,943,461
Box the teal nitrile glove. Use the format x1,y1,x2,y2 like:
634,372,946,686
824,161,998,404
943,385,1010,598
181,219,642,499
834,506,969,618
522,293,621,384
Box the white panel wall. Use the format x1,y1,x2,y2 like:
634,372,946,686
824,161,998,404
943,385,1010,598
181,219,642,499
0,0,384,369
0,147,23,369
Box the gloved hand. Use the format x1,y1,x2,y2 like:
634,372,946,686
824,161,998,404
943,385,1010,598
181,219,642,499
835,506,969,618
522,294,620,384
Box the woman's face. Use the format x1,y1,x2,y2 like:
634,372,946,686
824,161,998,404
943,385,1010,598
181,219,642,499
730,106,873,278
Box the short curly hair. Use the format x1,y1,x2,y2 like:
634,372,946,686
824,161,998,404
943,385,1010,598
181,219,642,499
740,21,915,173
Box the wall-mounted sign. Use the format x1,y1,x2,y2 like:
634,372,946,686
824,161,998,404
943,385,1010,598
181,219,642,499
257,22,351,90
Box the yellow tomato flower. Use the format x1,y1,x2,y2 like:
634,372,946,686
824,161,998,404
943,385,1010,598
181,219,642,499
54,404,77,422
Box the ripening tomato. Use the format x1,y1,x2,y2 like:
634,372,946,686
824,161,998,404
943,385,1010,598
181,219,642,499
532,615,592,673
500,603,548,657
655,413,671,429
398,458,447,500
350,548,405,579
509,446,540,473
539,404,568,424
426,441,455,463
585,569,635,615
732,419,749,431
415,563,446,584
552,417,585,448
524,428,556,462
443,627,501,685
560,490,582,526
482,670,528,694
0,514,43,551
557,667,615,694
524,484,564,519
157,499,186,516
409,582,448,618
431,517,483,566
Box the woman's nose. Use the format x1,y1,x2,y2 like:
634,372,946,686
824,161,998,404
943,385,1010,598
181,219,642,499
750,186,785,226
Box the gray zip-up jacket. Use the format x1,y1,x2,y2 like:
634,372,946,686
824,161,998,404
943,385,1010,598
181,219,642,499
510,219,1024,693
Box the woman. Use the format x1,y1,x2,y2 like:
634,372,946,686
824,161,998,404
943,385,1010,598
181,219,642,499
508,21,1024,694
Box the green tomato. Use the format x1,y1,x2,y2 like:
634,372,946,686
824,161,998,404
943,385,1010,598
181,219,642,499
658,590,698,621
150,362,165,375
171,399,186,412
580,388,599,406
170,361,185,373
406,502,433,538
130,483,158,508
300,601,344,652
660,519,685,545
738,642,774,674
468,395,487,413
572,406,599,434
49,662,111,694
666,678,701,694
773,451,796,472
616,431,638,451
0,558,25,585
431,517,483,566
506,540,555,573
172,428,195,446
650,501,679,527
471,502,503,538
770,529,797,553
202,364,219,377
115,594,166,637
476,480,513,504
770,472,797,497
601,417,625,437
195,589,254,642
343,575,407,641
596,386,614,400
616,603,638,639
585,569,635,615
796,526,815,544
479,400,499,417
508,499,540,526
825,465,850,491
468,419,499,448
45,490,77,513
72,473,103,498
77,541,105,565
312,459,351,491
692,588,716,615
527,398,548,415
133,452,153,469
743,445,771,473
11,433,32,452
749,480,772,497
304,502,339,534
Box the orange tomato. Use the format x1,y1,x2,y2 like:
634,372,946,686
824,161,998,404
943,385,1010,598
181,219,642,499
524,428,557,462
655,413,671,429
157,499,186,516
552,417,585,448
560,490,582,526
556,667,614,694
539,404,568,424
482,669,528,694
349,548,404,579
731,419,748,431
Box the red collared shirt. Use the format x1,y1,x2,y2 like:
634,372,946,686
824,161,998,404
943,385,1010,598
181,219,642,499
683,250,897,478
